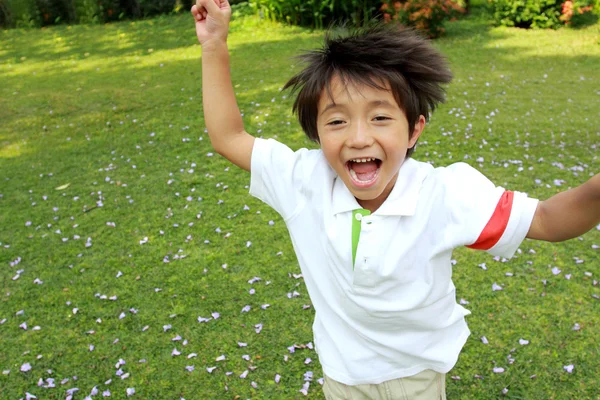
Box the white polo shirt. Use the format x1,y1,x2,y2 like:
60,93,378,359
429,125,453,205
250,138,539,385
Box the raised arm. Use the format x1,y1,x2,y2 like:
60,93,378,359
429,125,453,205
192,0,255,171
527,173,600,242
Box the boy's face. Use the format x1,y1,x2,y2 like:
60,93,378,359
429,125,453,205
317,76,425,211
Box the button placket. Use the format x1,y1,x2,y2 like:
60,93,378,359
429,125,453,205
358,217,374,268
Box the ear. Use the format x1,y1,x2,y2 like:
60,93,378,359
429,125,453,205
408,115,426,148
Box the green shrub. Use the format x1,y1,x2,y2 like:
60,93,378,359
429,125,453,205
34,0,77,25
559,0,599,26
0,0,41,27
381,0,464,38
73,0,101,24
0,0,182,28
231,1,253,19
139,0,177,17
489,0,564,28
248,0,382,28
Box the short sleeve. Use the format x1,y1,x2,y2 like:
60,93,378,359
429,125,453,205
249,138,315,220
443,163,539,259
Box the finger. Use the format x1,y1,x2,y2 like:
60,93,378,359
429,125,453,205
198,0,220,13
191,4,205,21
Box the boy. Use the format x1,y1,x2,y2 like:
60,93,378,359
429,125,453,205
191,0,600,398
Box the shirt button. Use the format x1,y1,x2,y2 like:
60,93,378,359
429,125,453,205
355,213,363,221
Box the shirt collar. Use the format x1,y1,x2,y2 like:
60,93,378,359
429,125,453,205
331,158,426,217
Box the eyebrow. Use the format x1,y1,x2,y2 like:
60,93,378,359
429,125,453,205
319,100,396,116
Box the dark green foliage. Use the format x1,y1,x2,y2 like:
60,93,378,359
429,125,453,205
138,0,177,17
489,0,564,28
0,0,41,28
249,0,383,28
35,0,75,25
569,8,599,25
0,0,183,27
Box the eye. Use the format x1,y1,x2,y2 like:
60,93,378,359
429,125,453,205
327,120,345,126
373,116,391,121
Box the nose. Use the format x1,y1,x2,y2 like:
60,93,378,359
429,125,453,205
346,120,374,149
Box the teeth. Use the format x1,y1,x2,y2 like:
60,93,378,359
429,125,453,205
351,158,376,163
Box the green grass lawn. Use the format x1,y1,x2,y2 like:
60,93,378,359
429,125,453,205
1,8,599,399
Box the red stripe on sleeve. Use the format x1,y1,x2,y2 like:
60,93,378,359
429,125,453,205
467,191,514,251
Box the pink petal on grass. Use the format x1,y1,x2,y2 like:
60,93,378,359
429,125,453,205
492,283,503,291
519,338,529,345
21,363,32,372
299,382,310,396
275,374,281,383
493,367,505,373
564,364,574,373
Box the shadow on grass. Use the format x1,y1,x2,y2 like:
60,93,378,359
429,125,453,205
0,14,199,64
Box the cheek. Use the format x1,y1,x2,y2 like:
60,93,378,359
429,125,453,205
319,138,340,161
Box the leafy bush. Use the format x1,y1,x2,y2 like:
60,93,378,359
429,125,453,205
72,0,101,23
0,0,182,27
139,0,177,17
381,0,464,38
248,0,382,28
489,0,565,28
231,1,253,19
560,0,598,26
34,0,76,25
0,0,40,27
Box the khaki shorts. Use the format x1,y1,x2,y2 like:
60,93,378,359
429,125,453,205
323,369,446,400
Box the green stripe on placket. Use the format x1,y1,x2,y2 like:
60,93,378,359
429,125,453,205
352,209,371,269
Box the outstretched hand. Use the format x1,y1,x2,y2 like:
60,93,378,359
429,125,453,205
191,0,231,47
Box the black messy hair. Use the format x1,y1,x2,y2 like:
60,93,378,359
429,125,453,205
283,23,453,158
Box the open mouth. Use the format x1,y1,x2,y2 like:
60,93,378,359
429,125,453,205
346,157,382,188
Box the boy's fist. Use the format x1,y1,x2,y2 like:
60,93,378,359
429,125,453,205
191,0,231,46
